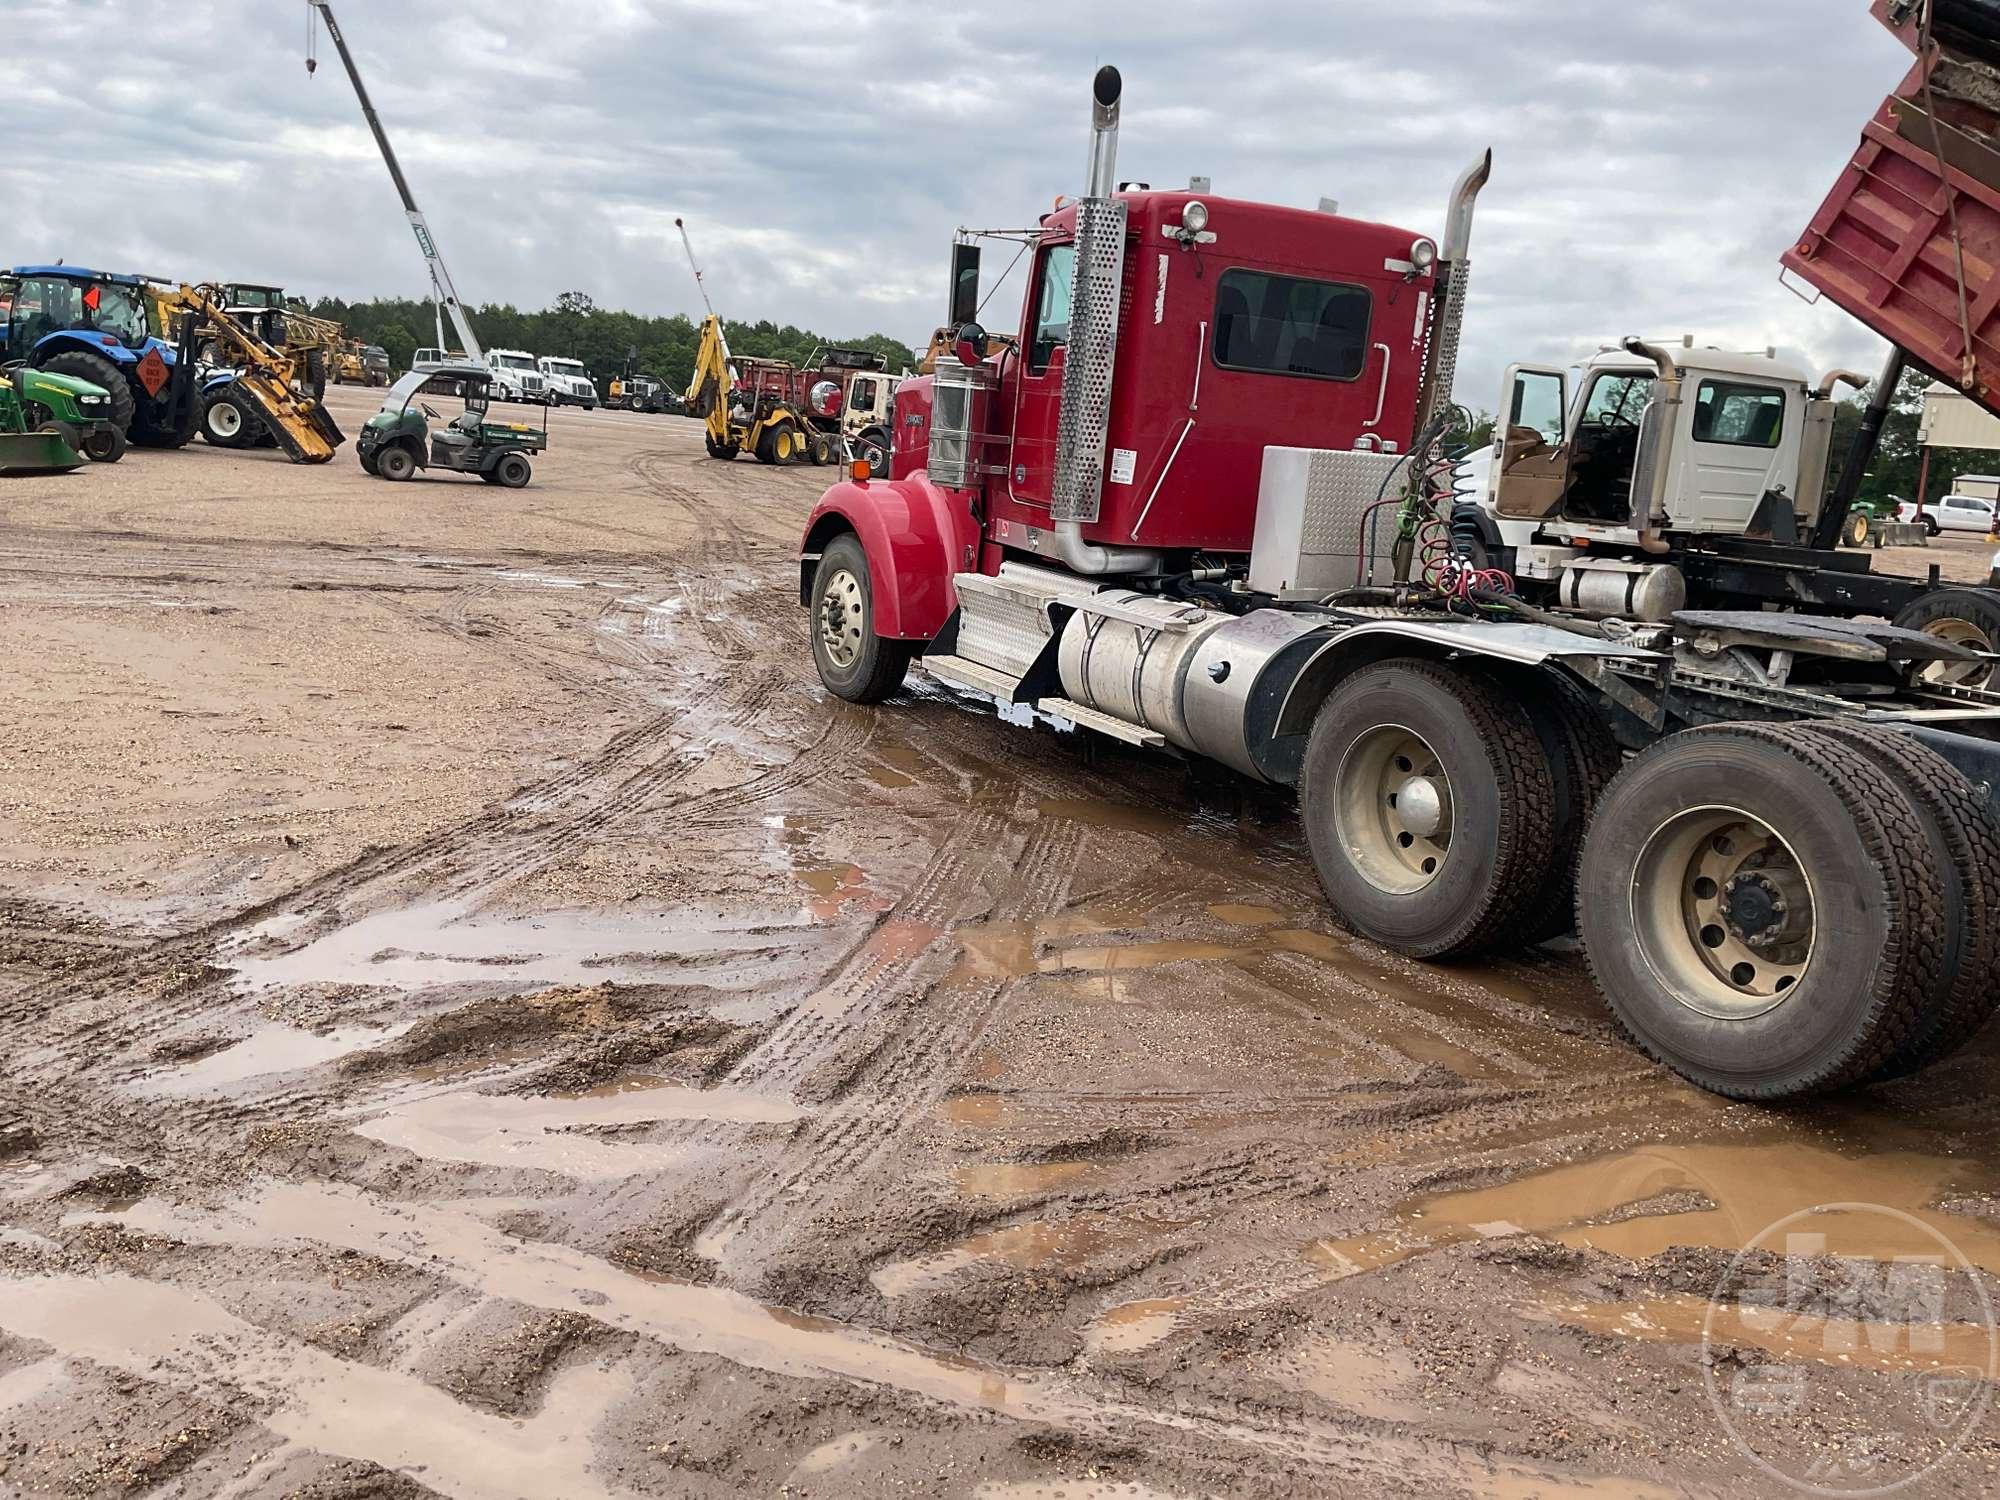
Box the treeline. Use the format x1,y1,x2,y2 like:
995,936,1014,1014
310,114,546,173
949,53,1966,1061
301,290,919,392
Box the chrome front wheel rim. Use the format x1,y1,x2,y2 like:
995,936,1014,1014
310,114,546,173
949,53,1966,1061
817,568,865,670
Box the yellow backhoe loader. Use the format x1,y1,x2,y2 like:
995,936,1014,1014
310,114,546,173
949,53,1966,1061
684,314,818,464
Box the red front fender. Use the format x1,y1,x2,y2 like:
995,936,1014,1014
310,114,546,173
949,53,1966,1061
799,474,980,642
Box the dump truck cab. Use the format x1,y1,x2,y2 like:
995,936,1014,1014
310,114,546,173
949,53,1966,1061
1493,345,1824,548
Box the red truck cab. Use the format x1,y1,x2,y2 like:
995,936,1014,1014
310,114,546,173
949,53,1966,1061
803,187,1439,642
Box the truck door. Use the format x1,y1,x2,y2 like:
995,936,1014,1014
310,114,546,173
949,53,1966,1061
1006,241,1076,510
1680,377,1789,533
1491,364,1569,519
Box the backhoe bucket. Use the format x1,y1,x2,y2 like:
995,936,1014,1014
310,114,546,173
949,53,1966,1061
0,430,84,475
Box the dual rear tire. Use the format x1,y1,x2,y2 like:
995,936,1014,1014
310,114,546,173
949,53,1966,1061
1299,661,2000,1099
1574,723,1997,1098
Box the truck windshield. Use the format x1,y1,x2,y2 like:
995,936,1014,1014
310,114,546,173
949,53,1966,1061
546,360,585,376
1211,270,1370,381
497,355,535,371
1579,373,1653,429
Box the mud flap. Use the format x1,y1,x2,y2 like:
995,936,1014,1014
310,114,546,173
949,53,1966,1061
0,431,84,475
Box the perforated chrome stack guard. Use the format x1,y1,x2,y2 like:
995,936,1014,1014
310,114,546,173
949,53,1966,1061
1050,197,1128,524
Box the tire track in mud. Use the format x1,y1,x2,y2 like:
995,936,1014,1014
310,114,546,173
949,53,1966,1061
693,816,1090,1274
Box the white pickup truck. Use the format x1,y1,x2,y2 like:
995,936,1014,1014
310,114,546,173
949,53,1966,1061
484,349,548,404
1900,494,1998,536
537,356,597,409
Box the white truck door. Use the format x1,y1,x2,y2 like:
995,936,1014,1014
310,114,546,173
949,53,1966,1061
1490,363,1569,523
1678,376,1796,534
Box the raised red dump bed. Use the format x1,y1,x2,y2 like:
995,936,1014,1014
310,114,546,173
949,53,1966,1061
1785,0,2000,409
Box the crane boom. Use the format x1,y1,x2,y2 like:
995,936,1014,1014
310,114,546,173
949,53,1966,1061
306,0,483,365
675,218,730,365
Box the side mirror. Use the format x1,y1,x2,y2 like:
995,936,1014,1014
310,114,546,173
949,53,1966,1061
948,243,981,328
953,322,990,367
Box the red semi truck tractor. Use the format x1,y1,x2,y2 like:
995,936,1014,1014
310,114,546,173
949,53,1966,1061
798,63,2000,1102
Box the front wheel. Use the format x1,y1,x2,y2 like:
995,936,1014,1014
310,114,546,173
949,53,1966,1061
856,428,891,478
705,433,740,461
493,453,532,488
81,425,126,463
202,392,250,448
1299,659,1557,960
1576,725,1946,1099
1843,511,1872,548
376,444,417,481
809,533,911,704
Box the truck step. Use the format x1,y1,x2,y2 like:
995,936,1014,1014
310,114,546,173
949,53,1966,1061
1038,697,1168,748
920,653,1025,702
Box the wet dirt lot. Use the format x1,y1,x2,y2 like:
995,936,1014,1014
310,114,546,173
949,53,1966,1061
1,387,1998,1498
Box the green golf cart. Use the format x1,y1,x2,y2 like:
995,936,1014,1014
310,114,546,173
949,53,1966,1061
356,365,545,486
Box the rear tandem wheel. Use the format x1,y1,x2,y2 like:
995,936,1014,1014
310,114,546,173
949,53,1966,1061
1575,724,1952,1100
1298,659,1558,961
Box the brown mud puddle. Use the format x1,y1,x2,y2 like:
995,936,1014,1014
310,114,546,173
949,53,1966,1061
356,1081,804,1178
229,898,812,996
1530,1291,1998,1377
1318,1139,2000,1274
62,1185,1497,1482
138,1021,413,1096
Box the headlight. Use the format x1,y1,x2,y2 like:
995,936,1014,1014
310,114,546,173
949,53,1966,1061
1410,238,1439,272
1181,199,1209,234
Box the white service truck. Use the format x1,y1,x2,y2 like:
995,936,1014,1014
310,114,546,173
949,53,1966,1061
537,356,597,409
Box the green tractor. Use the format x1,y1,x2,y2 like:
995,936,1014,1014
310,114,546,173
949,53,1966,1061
0,364,126,473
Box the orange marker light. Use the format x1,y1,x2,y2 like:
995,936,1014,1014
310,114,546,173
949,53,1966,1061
850,459,872,482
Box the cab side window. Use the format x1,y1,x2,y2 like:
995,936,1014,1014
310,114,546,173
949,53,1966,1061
1029,245,1076,374
1692,380,1784,448
1211,270,1371,381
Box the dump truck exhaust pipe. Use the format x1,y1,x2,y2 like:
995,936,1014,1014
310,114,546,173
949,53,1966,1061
1052,64,1163,576
1414,150,1492,439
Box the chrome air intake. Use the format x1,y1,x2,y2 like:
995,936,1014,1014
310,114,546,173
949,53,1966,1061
928,355,994,489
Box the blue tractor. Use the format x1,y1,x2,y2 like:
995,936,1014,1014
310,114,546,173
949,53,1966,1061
0,267,196,447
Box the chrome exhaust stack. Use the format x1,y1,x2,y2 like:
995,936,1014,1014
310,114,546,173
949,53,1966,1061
1052,65,1162,575
1414,149,1492,437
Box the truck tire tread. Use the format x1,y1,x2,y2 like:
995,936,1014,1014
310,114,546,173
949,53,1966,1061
1794,720,2000,1078
1578,724,1944,1098
1304,659,1557,961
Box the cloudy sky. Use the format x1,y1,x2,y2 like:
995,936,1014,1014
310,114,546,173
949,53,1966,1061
3,0,1911,405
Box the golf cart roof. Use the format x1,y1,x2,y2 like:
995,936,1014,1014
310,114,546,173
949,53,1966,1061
9,265,147,286
385,365,490,402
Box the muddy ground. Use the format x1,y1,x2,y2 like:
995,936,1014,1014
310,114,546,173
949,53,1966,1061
0,386,1997,1498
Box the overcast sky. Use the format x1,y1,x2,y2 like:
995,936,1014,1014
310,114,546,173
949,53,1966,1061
3,0,1912,405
